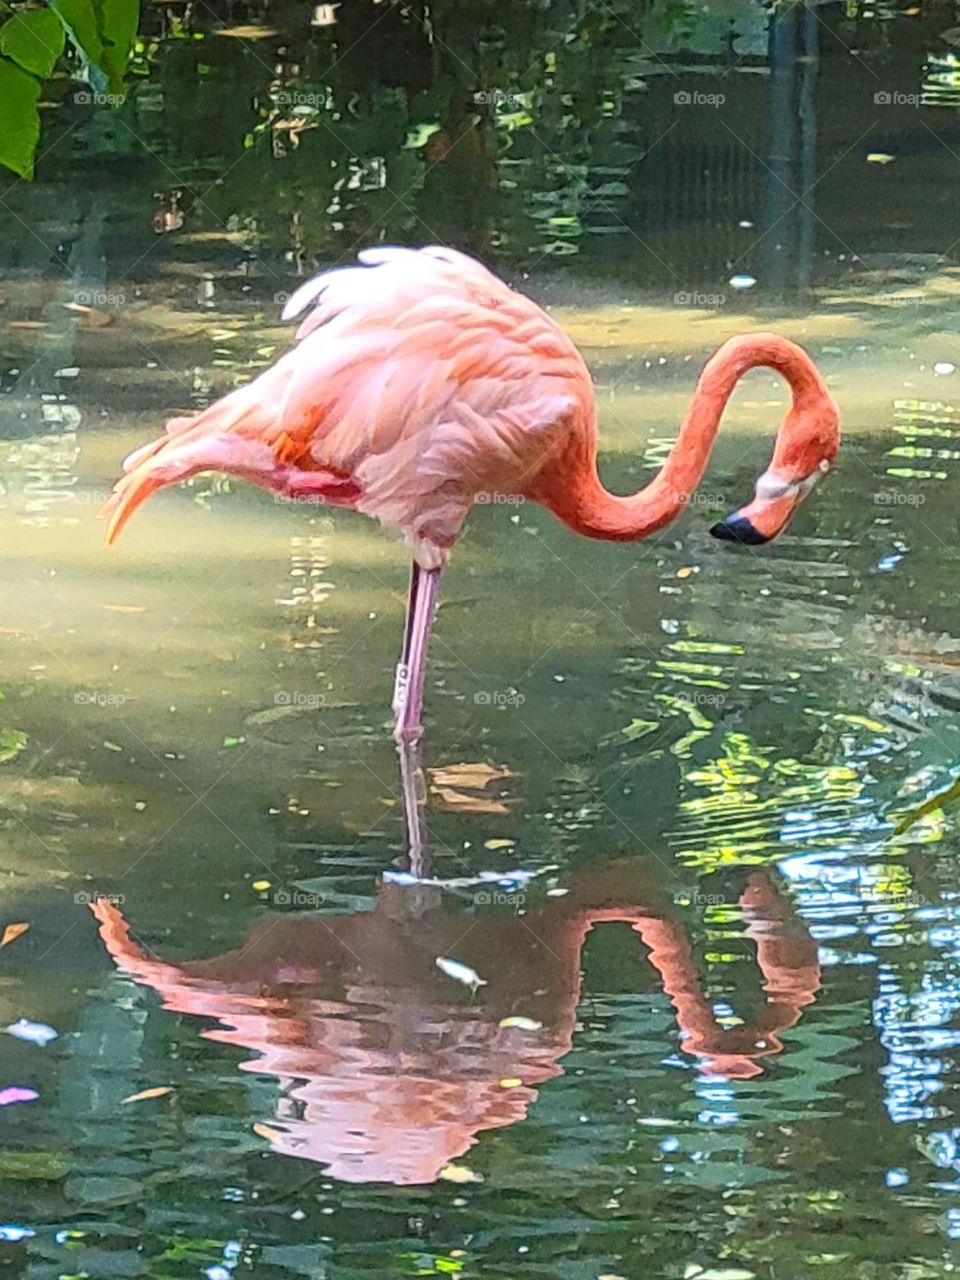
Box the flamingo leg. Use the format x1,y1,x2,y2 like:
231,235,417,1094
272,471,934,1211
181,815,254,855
392,564,440,744
398,737,428,877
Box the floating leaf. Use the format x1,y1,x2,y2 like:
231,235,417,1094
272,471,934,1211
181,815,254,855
430,761,514,812
432,789,509,815
0,1225,35,1241
691,1271,755,1280
435,956,486,991
438,1164,483,1184
0,1087,38,1106
6,1018,57,1046
120,1086,173,1105
498,1016,543,1031
483,838,515,850
430,763,513,789
0,923,29,948
253,1122,281,1142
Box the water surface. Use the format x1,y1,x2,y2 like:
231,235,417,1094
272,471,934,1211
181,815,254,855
2,2,960,1277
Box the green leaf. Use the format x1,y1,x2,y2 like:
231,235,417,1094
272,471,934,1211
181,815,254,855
0,9,65,79
98,0,138,90
0,58,41,178
48,0,138,93
48,0,105,69
0,727,27,762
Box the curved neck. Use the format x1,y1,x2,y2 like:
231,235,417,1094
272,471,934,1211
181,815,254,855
536,333,835,541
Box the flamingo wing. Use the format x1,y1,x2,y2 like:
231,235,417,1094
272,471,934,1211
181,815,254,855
103,246,593,560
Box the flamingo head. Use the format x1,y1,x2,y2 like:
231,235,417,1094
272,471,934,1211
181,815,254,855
710,389,840,545
710,455,835,546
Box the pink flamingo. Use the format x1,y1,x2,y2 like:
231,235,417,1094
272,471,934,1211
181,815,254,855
103,246,840,742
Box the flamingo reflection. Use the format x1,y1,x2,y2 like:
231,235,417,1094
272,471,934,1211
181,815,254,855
91,782,819,1185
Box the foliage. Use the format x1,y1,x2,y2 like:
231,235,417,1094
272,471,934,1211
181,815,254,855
0,0,139,177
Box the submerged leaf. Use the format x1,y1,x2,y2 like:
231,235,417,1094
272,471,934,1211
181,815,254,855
0,1151,69,1180
0,729,27,763
623,717,657,741
121,1086,174,1105
0,923,29,948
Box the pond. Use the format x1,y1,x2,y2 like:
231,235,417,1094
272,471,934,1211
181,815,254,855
2,0,960,1276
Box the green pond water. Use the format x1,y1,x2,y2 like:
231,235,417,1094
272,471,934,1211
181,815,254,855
3,0,960,1276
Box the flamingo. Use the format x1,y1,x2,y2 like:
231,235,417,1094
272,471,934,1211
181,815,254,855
102,245,840,743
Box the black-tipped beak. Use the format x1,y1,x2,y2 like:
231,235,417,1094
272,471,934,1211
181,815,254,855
709,515,771,546
709,484,806,546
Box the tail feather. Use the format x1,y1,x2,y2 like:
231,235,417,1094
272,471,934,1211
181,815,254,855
102,461,181,546
103,382,284,544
